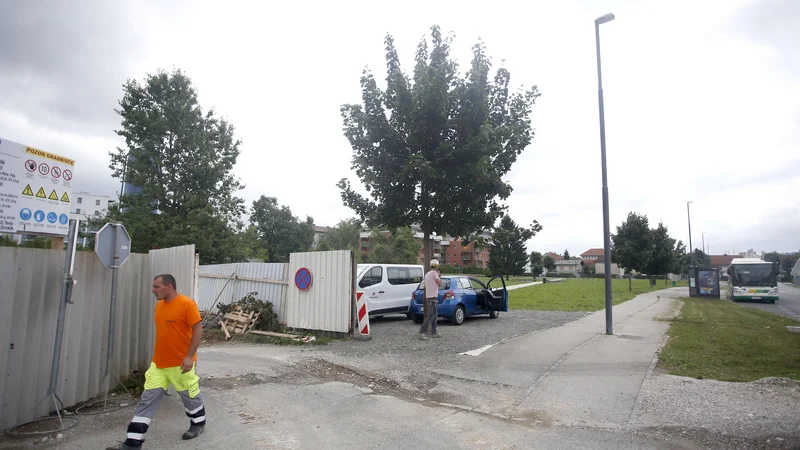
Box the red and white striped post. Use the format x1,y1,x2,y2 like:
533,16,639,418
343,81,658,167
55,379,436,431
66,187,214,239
354,291,371,340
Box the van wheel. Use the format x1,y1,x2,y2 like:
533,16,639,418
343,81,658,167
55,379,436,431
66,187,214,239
450,306,465,326
489,310,499,319
411,314,423,324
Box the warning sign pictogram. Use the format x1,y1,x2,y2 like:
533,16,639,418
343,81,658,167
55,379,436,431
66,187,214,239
60,192,70,203
48,189,58,200
36,187,46,198
22,185,33,196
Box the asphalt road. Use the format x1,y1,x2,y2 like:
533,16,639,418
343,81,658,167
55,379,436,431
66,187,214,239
733,282,800,321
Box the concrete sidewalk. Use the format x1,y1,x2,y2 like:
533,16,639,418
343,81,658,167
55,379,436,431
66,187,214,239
446,287,685,427
506,278,564,291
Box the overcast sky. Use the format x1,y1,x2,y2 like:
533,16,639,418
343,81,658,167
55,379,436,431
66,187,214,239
1,0,798,256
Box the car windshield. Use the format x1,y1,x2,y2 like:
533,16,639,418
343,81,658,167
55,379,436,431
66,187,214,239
356,265,369,277
732,264,776,287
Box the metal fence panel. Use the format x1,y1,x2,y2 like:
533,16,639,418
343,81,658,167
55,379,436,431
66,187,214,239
149,245,197,299
0,248,153,431
286,250,354,334
197,263,288,323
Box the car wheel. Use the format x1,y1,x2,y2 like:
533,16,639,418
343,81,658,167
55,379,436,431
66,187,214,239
411,314,423,324
450,305,465,326
489,310,499,319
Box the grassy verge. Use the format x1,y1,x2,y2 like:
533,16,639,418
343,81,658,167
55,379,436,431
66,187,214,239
509,278,688,312
658,298,800,381
473,275,534,287
202,328,336,346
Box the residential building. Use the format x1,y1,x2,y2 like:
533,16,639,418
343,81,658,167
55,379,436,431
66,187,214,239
359,228,443,266
311,225,330,249
709,254,742,276
554,259,581,277
594,257,623,277
545,252,563,262
440,236,490,269
358,226,491,268
791,259,800,286
580,248,604,270
738,248,764,259
70,191,118,246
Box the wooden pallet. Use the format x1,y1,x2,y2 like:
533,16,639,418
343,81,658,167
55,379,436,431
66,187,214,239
219,305,261,337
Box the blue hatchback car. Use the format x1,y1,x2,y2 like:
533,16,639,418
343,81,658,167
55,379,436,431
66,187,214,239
408,275,508,326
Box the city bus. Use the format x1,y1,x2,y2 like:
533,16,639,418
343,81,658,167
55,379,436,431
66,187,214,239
728,258,779,303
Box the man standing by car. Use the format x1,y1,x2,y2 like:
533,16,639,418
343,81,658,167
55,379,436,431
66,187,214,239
419,259,442,339
106,274,206,449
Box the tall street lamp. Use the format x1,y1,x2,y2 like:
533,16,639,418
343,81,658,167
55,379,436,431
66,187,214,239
702,232,706,261
595,12,615,335
687,201,694,267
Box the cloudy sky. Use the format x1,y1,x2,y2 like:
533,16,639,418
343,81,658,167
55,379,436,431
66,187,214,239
1,0,798,256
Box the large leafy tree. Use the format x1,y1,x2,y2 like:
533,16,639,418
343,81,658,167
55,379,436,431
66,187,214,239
670,239,688,281
317,218,362,253
250,196,314,263
529,251,544,277
337,26,541,266
646,222,676,282
543,254,556,272
487,216,542,279
108,69,246,263
365,227,421,264
611,212,653,291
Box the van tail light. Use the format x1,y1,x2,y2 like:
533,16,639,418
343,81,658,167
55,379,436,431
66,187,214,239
444,290,455,300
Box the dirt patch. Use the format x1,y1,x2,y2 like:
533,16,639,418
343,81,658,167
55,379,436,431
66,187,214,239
203,373,270,390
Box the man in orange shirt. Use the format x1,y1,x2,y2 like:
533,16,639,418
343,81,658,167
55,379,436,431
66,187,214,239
107,274,205,449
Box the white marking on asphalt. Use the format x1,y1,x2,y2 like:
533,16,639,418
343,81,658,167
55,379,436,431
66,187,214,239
459,344,494,356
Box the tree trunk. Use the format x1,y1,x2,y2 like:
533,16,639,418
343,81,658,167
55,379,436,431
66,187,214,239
629,273,632,292
422,229,431,267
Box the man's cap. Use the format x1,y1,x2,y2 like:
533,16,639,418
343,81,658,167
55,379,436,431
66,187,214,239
430,259,439,267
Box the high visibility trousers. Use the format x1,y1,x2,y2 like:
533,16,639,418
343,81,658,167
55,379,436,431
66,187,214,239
123,362,206,446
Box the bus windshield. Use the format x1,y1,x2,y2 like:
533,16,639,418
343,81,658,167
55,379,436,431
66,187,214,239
732,264,776,287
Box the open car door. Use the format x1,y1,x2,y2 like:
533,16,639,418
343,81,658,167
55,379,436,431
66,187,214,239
485,275,508,312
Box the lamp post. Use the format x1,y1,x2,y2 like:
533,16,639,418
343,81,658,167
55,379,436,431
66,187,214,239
595,12,615,336
687,201,694,267
702,232,706,262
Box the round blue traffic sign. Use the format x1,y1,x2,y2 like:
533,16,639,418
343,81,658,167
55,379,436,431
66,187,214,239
20,208,32,221
59,213,69,225
34,210,45,223
47,212,57,224
294,268,312,291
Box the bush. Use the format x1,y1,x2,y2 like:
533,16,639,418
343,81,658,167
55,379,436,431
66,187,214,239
781,274,793,283
546,272,558,277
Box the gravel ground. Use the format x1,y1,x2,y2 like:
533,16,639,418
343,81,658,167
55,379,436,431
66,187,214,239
631,374,800,448
301,310,588,391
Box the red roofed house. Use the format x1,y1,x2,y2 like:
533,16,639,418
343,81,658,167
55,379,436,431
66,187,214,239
545,252,563,262
580,248,604,270
710,254,742,277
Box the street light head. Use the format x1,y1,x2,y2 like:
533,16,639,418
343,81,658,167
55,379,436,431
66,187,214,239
595,13,615,25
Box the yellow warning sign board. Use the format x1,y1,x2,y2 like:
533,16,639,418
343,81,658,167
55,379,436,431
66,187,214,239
48,190,58,200
36,187,46,198
22,185,33,196
60,192,70,203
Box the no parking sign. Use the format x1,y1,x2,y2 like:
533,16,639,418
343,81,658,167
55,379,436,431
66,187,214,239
295,267,312,291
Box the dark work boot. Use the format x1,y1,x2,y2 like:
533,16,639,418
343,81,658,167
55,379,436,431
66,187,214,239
182,424,205,440
105,442,141,449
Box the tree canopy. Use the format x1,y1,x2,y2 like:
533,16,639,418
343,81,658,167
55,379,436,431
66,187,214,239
337,25,541,265
487,216,542,278
107,68,247,263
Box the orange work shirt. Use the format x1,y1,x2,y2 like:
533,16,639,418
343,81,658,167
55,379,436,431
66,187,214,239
152,294,202,368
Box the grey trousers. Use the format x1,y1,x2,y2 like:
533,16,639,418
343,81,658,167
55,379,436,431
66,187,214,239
419,298,438,334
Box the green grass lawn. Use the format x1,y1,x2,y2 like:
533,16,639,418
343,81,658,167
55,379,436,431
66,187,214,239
509,278,688,312
658,298,800,381
472,275,534,287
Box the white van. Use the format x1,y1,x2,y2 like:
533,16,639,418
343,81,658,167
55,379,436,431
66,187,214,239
356,263,424,317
